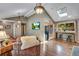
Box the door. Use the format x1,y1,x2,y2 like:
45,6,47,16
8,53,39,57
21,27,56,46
21,23,26,36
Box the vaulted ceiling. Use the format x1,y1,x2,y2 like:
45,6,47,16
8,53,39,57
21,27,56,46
0,3,79,22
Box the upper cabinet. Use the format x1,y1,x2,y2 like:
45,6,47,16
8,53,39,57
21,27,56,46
56,21,76,33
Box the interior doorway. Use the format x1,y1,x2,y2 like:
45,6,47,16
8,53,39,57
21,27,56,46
45,25,53,41
45,26,49,41
21,23,26,36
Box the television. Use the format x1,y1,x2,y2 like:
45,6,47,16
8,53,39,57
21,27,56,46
32,22,40,30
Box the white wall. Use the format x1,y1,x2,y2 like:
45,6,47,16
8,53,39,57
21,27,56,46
0,21,14,36
77,20,79,43
26,12,53,42
13,22,21,38
4,22,14,36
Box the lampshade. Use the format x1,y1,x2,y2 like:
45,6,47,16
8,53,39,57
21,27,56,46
34,3,44,14
0,31,8,40
0,25,3,29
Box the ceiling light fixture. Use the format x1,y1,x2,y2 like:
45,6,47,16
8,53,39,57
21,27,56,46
34,3,44,14
17,13,22,24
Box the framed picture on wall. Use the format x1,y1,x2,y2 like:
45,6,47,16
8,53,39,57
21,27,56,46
5,25,11,29
32,22,40,30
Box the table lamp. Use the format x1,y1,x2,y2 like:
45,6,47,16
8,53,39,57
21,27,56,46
0,25,9,47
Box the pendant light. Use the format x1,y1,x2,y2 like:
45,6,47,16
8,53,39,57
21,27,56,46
17,13,21,24
34,3,44,14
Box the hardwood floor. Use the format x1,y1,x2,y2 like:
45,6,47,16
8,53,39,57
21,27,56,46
12,45,40,56
40,39,79,56
11,39,79,56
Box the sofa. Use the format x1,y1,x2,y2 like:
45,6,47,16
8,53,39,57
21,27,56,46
12,36,40,56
